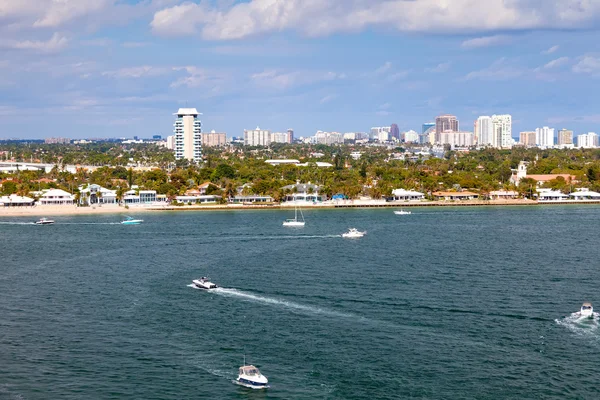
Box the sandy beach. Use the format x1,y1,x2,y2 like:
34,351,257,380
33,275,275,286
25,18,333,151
0,205,153,217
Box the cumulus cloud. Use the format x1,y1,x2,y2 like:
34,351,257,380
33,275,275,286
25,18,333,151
461,35,511,49
149,0,600,40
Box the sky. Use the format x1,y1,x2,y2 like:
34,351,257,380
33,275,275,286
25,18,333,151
1,0,600,139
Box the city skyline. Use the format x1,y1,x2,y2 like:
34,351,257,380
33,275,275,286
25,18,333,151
1,1,600,139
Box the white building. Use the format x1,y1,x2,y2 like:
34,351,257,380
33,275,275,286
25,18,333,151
271,132,290,144
391,189,425,201
173,108,202,162
370,126,391,140
492,114,512,148
536,126,555,148
439,131,474,147
78,184,117,205
403,130,419,143
569,188,600,201
577,132,598,148
314,131,343,145
476,116,493,146
343,132,367,141
39,189,75,205
244,127,271,146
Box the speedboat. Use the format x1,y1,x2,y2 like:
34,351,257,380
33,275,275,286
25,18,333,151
192,277,217,290
342,228,366,238
35,217,55,225
121,216,143,225
394,209,411,215
581,302,593,318
235,364,269,389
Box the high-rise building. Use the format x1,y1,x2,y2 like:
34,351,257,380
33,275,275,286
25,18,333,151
166,135,175,150
390,124,400,140
244,127,271,146
271,132,291,143
315,131,343,145
577,132,598,148
420,123,435,144
519,131,536,147
286,129,294,143
491,114,512,148
404,130,419,143
439,131,474,147
435,115,459,143
45,137,70,144
173,108,202,162
201,131,227,147
476,116,493,147
422,122,435,134
535,127,555,148
370,126,391,140
558,129,574,146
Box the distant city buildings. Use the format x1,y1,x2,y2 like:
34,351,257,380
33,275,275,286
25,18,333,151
390,123,400,140
201,131,227,147
535,126,555,148
173,108,202,162
519,131,536,147
370,126,392,142
45,137,70,144
558,129,574,146
577,132,598,148
343,132,368,141
476,116,493,147
315,131,343,145
492,114,512,149
244,127,271,146
435,115,459,144
403,130,419,143
421,122,435,144
439,131,474,147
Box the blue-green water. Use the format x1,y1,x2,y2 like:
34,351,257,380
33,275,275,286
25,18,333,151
1,207,600,399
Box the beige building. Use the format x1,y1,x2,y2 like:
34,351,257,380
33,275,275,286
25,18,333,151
439,131,474,147
519,131,536,147
558,129,573,145
435,115,459,143
244,127,271,146
173,108,202,162
202,131,227,147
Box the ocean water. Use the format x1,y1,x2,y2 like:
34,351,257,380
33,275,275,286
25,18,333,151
1,206,600,399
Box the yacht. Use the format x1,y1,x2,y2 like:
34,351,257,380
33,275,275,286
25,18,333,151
394,209,411,215
34,217,55,225
121,216,143,225
235,361,269,389
342,228,366,238
283,204,305,227
192,277,218,290
580,302,593,318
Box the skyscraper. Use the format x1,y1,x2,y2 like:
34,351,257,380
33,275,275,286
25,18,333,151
244,127,271,146
535,127,555,148
476,116,493,146
491,114,512,148
435,115,459,143
558,129,573,146
286,129,294,143
173,108,202,162
421,122,435,144
577,132,598,148
390,123,400,140
519,131,536,147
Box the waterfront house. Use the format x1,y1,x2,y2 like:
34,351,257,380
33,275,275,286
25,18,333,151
433,191,478,201
537,189,569,201
281,182,326,203
124,190,167,205
78,184,117,206
230,195,274,204
0,194,35,207
569,188,600,201
175,194,220,204
391,189,425,201
39,189,74,205
489,190,518,200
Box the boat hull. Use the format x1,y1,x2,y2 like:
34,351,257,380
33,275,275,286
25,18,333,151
235,378,269,389
192,280,217,289
283,221,305,227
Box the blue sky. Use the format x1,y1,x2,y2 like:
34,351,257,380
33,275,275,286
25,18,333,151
1,0,600,139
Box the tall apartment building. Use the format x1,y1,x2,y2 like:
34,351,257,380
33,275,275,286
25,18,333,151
519,131,536,147
577,132,598,148
201,131,227,147
286,129,294,143
244,127,271,146
491,114,512,148
475,116,493,147
271,132,290,144
173,108,202,162
439,131,474,147
390,123,400,140
558,129,574,146
45,137,70,144
315,131,343,145
535,127,555,148
435,115,459,143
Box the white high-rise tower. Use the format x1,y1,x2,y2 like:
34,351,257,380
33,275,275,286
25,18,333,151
476,116,493,146
173,108,202,162
535,127,555,148
492,114,512,148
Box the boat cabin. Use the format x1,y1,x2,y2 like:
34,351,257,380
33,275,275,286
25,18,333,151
240,366,260,376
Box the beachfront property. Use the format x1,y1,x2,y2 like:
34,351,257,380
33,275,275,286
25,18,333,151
39,189,75,205
229,195,275,204
123,190,167,205
281,182,326,203
569,188,600,200
0,194,35,207
78,184,117,206
391,189,425,201
433,191,479,201
537,188,569,201
489,190,519,200
175,194,220,204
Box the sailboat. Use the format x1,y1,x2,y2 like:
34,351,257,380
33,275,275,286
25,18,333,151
283,204,305,227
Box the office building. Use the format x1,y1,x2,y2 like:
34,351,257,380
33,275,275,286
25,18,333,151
173,108,202,162
404,130,419,143
577,132,598,148
558,129,573,146
286,129,294,143
435,115,459,143
390,124,400,140
201,131,227,147
476,116,493,147
491,114,512,148
519,131,536,147
536,127,555,148
244,127,271,146
420,123,435,144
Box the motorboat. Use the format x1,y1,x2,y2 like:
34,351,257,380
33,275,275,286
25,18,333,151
35,217,55,225
283,204,305,227
235,362,269,389
342,228,366,238
121,216,143,225
394,209,411,215
580,302,593,318
192,277,218,290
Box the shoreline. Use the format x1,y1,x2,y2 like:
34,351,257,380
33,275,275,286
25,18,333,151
1,199,599,217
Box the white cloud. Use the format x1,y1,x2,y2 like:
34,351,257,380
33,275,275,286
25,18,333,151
250,69,345,90
319,94,337,104
0,32,68,53
542,45,559,54
375,61,392,75
425,62,451,73
572,55,600,76
463,58,525,81
540,57,570,70
102,66,169,79
122,41,150,48
150,0,600,40
461,35,511,49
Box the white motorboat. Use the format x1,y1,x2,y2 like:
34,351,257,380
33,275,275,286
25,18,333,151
394,209,411,215
192,277,217,290
580,302,593,318
235,362,269,389
283,204,305,227
121,216,143,225
342,228,366,238
35,217,55,225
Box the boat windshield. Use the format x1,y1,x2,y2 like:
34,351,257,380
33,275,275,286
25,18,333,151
582,305,592,310
241,367,258,375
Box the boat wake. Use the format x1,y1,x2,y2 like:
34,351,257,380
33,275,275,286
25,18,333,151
58,222,122,225
189,284,352,318
555,312,600,338
0,222,35,225
226,234,342,241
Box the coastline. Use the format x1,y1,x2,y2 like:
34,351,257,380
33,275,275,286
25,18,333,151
2,198,600,217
